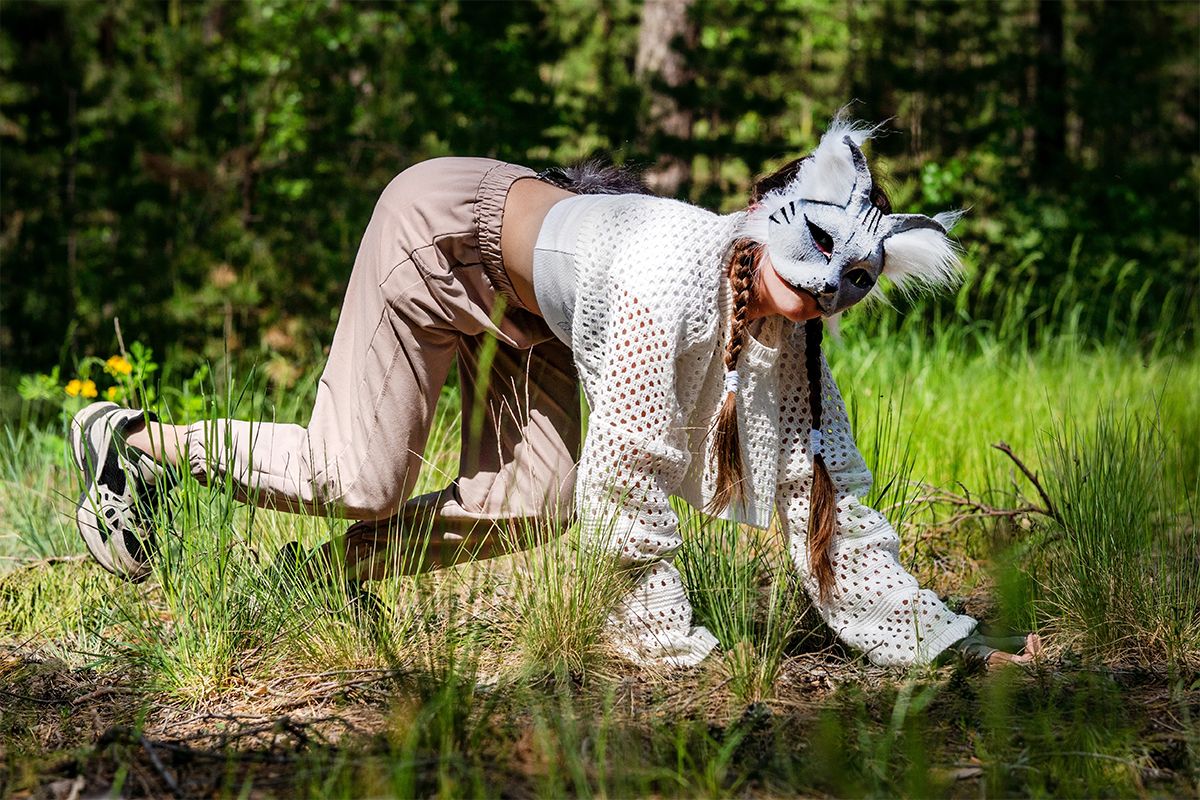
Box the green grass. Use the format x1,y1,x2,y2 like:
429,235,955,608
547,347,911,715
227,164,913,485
2,315,1197,797
833,315,1199,658
835,315,1198,510
504,520,629,675
677,511,820,705
1029,405,1199,665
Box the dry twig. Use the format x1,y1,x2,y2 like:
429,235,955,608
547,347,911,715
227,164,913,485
990,440,1062,524
72,685,141,706
886,440,1063,535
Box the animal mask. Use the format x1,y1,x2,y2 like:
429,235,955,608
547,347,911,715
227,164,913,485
740,120,963,315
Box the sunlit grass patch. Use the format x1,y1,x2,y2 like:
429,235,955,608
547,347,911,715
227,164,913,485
502,520,627,676
2,318,1199,796
836,314,1198,511
1028,405,1200,666
0,560,139,667
0,424,80,562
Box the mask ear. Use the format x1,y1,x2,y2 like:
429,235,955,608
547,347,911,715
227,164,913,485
881,213,964,295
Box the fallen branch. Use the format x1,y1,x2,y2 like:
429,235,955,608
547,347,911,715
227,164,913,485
902,484,1051,527
139,734,181,798
72,685,142,706
884,441,1063,535
991,440,1062,524
889,482,1053,532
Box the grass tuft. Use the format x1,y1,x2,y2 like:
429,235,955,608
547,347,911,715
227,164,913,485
677,510,818,704
504,520,627,675
1033,404,1200,666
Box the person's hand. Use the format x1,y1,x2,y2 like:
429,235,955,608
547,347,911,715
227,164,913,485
986,633,1043,667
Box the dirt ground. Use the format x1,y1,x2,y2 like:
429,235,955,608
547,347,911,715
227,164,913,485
2,642,1197,799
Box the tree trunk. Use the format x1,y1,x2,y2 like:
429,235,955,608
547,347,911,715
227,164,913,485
1034,0,1066,184
636,0,696,196
64,88,79,360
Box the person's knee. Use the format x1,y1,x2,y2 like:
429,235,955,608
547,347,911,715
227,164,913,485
456,463,576,524
337,491,405,522
321,462,413,520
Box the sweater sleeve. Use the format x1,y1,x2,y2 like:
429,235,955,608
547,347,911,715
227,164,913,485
574,285,719,667
774,325,976,666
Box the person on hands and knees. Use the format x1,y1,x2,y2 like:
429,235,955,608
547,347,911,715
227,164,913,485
71,117,1042,669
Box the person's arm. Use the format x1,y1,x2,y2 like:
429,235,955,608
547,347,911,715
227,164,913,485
575,288,719,667
774,324,976,666
568,195,742,667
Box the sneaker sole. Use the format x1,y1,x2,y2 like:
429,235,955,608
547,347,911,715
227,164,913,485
71,402,122,575
70,402,119,483
70,402,154,581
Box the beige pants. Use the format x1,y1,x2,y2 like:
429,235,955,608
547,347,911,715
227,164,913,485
184,158,581,579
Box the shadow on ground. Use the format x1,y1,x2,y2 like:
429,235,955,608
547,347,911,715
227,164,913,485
2,645,1197,799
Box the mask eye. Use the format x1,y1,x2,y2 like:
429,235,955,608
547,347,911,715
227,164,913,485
806,218,834,258
846,268,876,291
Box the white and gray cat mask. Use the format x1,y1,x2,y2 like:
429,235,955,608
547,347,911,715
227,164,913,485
740,121,963,315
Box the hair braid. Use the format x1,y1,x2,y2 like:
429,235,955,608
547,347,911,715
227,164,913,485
804,318,838,601
708,239,760,514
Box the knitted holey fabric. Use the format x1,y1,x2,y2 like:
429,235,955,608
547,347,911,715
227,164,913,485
566,195,974,667
774,324,976,666
571,197,736,667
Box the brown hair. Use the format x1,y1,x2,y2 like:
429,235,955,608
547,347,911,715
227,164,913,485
803,317,838,601
709,155,891,601
707,237,759,514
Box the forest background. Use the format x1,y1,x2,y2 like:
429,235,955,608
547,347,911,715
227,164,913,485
1,3,1199,795
2,0,1196,385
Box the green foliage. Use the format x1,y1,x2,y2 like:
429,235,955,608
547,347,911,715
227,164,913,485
1,1,1194,380
805,668,1156,799
676,512,821,704
1031,405,1200,665
1,338,1198,796
16,369,60,404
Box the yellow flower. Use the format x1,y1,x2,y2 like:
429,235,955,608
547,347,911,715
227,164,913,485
80,380,98,398
106,386,119,401
106,355,133,375
65,379,82,397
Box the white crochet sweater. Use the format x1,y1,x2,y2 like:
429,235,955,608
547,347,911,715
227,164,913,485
567,194,976,668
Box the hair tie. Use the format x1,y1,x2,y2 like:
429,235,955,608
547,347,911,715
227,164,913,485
809,429,823,457
724,369,740,396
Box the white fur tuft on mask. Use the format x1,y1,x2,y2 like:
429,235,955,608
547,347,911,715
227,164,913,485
791,118,875,205
881,227,964,295
933,210,965,232
738,206,771,248
737,118,881,245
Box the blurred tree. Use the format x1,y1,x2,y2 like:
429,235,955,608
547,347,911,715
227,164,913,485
1034,0,1066,184
636,0,696,195
1,0,1194,380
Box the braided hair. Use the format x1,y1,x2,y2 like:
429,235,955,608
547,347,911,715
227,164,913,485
708,238,759,513
711,156,891,601
803,317,838,601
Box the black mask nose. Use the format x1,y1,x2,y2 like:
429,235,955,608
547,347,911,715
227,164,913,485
820,281,838,296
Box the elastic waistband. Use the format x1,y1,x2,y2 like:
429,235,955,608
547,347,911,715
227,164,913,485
475,161,537,311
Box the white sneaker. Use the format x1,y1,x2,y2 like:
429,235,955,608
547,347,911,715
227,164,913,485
70,402,173,581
